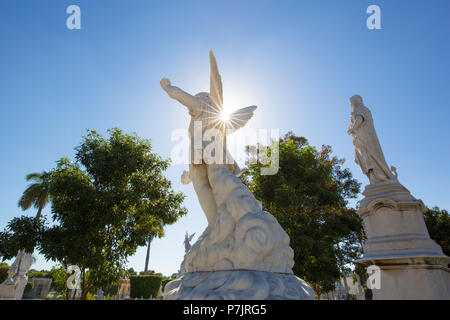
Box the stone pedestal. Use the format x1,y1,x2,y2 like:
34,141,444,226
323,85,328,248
357,182,450,299
22,278,52,299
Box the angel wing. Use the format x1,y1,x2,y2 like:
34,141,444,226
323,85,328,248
225,105,257,131
209,50,223,109
209,51,257,131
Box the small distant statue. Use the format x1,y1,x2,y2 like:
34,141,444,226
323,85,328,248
347,95,397,184
184,232,195,253
96,288,104,300
178,232,196,276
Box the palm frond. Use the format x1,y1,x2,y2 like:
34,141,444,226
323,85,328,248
18,184,40,210
25,172,43,182
18,172,50,213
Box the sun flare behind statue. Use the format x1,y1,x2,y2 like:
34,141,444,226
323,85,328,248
220,108,231,123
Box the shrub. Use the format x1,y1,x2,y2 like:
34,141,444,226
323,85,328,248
27,270,52,278
85,292,95,300
25,281,34,292
103,284,119,297
130,275,162,299
0,263,9,283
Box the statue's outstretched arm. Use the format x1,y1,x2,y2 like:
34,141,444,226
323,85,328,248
160,78,201,112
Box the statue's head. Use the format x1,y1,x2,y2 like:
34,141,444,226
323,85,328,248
350,95,363,107
195,92,216,108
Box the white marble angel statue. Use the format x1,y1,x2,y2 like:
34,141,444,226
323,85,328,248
347,95,397,184
160,51,257,226
161,53,315,300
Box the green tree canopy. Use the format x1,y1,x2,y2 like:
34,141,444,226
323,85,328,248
0,171,50,260
0,216,43,259
242,132,363,297
0,128,187,299
424,206,450,256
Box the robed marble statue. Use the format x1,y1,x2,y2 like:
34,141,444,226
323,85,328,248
347,95,397,184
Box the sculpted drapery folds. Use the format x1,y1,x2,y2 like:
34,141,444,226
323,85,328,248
347,95,397,184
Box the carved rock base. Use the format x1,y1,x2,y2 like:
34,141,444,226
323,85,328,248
164,270,315,300
166,165,315,300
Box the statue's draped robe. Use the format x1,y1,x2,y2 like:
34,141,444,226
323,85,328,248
351,105,390,182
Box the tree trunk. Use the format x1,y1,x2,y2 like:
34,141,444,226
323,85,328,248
72,288,77,300
144,238,153,274
35,207,43,220
81,286,90,300
80,270,91,300
342,275,350,299
63,262,70,300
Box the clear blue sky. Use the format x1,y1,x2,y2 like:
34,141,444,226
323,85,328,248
1,0,449,276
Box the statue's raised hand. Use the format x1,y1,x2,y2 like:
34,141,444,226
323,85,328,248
160,78,171,90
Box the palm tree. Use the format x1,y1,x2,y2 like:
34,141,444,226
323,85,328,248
143,236,154,275
18,172,50,220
